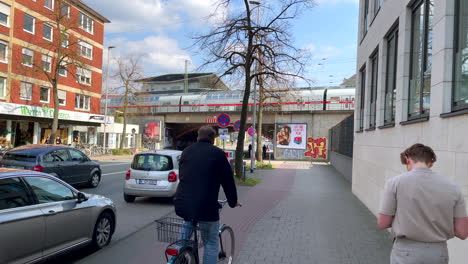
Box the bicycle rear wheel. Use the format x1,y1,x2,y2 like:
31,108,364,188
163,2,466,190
218,225,235,264
173,249,196,264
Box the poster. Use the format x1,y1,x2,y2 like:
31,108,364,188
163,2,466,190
276,123,307,150
144,121,161,140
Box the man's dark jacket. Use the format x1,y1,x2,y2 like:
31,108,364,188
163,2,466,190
174,139,238,222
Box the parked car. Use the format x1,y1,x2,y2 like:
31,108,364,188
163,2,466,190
0,169,116,264
0,144,102,188
124,150,182,202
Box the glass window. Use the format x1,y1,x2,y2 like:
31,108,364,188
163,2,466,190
78,40,93,59
362,0,369,37
369,52,378,129
79,13,93,34
359,67,366,131
24,177,74,204
76,67,91,85
42,54,51,72
131,154,173,171
60,4,70,18
22,48,33,67
75,94,90,110
408,0,433,119
61,33,68,48
43,24,52,41
0,77,5,98
44,149,71,162
58,89,66,106
23,14,35,33
0,41,7,62
453,0,468,111
59,62,67,77
384,28,398,125
0,2,10,27
69,149,87,161
20,82,32,100
40,86,49,102
44,0,53,10
0,177,34,210
374,0,382,15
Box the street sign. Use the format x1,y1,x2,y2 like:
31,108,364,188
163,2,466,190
247,127,256,136
217,113,231,128
233,120,241,132
218,128,228,135
220,134,229,140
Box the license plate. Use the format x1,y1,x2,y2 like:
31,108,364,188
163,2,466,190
138,179,158,185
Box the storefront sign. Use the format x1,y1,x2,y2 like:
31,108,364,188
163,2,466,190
0,102,109,124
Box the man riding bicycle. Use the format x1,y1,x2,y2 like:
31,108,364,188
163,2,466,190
174,126,241,264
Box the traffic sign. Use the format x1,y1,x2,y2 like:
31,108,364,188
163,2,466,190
247,126,256,136
233,120,241,132
218,128,228,135
217,113,231,128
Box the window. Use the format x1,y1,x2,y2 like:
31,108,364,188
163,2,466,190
23,13,35,33
20,82,32,100
359,67,366,131
384,28,398,125
75,94,90,110
78,40,93,59
408,0,433,119
0,2,10,27
42,54,51,72
0,178,34,210
369,52,378,129
374,0,382,15
79,13,93,34
61,33,68,48
0,40,7,62
24,177,75,204
59,62,67,77
453,0,468,111
40,86,49,102
131,154,173,171
60,4,70,18
58,89,66,106
43,24,52,41
0,77,5,98
22,48,33,67
44,0,53,10
76,67,91,85
362,0,369,37
69,149,87,161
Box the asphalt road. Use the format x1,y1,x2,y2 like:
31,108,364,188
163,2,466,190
44,159,177,264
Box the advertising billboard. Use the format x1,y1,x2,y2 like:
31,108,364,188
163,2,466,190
144,121,161,140
276,123,307,150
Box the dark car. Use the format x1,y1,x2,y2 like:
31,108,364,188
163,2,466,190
0,144,102,188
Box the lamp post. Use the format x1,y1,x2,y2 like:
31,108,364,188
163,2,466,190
103,46,115,152
249,0,260,173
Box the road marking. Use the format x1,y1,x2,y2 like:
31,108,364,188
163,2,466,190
100,163,130,167
102,171,128,176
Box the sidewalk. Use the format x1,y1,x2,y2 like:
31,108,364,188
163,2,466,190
231,163,393,264
92,155,133,162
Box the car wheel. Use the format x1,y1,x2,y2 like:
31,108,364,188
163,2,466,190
92,212,114,249
124,193,136,203
89,172,100,188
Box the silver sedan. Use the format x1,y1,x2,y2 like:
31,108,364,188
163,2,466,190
0,169,116,264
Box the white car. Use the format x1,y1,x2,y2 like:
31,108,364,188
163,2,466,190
123,150,182,202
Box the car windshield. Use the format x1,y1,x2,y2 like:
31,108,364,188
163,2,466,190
131,154,173,171
3,152,37,162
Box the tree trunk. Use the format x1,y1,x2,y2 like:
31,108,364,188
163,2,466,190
256,86,264,163
50,82,60,144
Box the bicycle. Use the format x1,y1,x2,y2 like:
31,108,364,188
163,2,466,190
156,200,235,264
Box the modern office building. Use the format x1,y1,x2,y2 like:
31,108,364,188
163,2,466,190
354,0,467,262
0,0,109,147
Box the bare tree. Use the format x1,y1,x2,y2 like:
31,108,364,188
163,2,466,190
15,0,92,144
113,55,144,149
193,0,314,179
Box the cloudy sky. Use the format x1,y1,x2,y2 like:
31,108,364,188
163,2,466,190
83,0,359,88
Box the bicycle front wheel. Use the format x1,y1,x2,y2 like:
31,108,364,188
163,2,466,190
173,249,196,264
218,225,235,264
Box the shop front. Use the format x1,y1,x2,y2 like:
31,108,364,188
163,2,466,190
0,102,107,148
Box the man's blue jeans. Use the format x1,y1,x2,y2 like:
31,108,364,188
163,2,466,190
181,220,219,264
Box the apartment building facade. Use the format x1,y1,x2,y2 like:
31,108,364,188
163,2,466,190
355,0,467,262
0,0,109,147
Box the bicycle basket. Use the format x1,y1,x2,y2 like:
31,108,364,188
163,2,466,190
155,217,202,248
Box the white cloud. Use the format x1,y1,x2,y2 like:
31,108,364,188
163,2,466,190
83,0,221,33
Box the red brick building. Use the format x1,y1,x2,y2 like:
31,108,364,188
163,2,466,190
0,0,109,146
